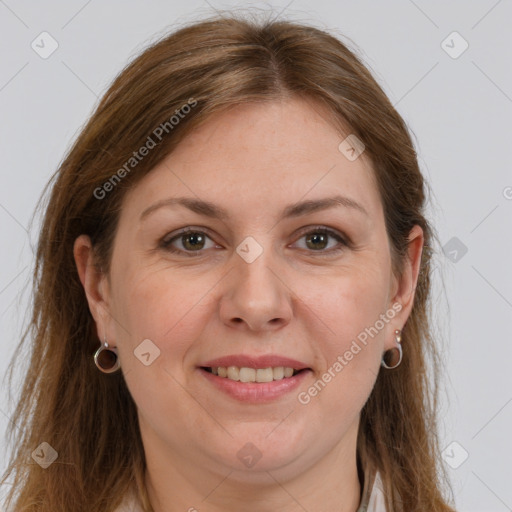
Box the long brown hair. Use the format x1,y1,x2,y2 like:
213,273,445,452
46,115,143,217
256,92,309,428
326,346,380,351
2,11,456,511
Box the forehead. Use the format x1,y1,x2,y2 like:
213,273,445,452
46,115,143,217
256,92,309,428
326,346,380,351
120,97,382,224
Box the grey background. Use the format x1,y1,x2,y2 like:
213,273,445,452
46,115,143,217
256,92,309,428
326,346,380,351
1,1,511,510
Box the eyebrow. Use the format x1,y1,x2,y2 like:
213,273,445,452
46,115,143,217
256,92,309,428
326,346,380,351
139,194,368,222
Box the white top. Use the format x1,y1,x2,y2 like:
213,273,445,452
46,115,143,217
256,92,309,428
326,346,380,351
114,468,387,512
357,469,387,512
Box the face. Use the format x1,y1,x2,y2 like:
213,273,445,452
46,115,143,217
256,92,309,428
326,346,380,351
78,97,419,485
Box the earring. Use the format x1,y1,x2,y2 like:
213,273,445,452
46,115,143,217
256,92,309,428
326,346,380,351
381,329,403,369
94,338,121,373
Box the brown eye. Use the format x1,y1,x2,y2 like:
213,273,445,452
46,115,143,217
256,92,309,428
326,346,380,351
293,227,348,255
305,232,329,250
161,229,216,256
180,232,206,251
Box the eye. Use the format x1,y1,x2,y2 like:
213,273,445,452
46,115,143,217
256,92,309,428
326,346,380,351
160,225,349,257
291,226,348,255
160,228,218,257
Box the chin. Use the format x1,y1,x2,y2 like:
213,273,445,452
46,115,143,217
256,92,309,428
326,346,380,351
205,427,308,477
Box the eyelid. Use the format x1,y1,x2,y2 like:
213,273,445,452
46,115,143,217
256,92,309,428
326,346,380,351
292,224,348,243
161,226,215,243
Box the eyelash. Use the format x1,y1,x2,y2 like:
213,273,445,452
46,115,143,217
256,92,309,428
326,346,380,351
159,226,349,258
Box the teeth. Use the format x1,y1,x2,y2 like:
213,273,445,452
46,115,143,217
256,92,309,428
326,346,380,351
208,366,300,382
227,366,239,381
256,368,274,383
239,367,256,382
273,366,284,380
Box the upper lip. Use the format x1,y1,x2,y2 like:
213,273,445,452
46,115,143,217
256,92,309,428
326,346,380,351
200,355,311,370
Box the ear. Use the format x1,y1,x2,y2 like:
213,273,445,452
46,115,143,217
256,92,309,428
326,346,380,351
73,234,112,345
386,224,424,343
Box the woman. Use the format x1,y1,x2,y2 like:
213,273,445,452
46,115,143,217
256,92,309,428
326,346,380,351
1,12,456,512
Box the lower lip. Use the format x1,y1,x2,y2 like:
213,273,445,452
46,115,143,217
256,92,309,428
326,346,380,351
198,367,312,403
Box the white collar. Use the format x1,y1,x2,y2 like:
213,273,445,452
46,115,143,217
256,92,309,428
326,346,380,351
357,468,387,512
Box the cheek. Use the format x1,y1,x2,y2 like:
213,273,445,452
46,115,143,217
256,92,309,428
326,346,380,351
305,260,391,348
296,270,385,432
295,256,390,407
111,266,214,422
110,262,219,363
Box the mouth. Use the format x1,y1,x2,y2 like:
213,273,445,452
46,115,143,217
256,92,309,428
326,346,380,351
197,362,312,403
200,365,308,382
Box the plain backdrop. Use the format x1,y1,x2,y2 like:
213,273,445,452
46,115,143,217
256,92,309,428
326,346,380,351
1,1,511,510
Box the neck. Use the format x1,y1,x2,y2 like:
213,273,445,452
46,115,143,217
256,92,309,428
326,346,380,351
143,421,362,512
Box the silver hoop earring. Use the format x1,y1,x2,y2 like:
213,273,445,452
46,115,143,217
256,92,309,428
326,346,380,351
94,339,121,373
381,329,403,369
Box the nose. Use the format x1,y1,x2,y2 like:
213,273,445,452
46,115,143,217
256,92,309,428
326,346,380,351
219,244,293,332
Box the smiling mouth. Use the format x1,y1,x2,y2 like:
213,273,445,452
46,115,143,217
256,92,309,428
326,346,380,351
201,366,308,383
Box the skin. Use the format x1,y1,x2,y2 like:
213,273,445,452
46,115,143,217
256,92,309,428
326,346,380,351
74,97,423,512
